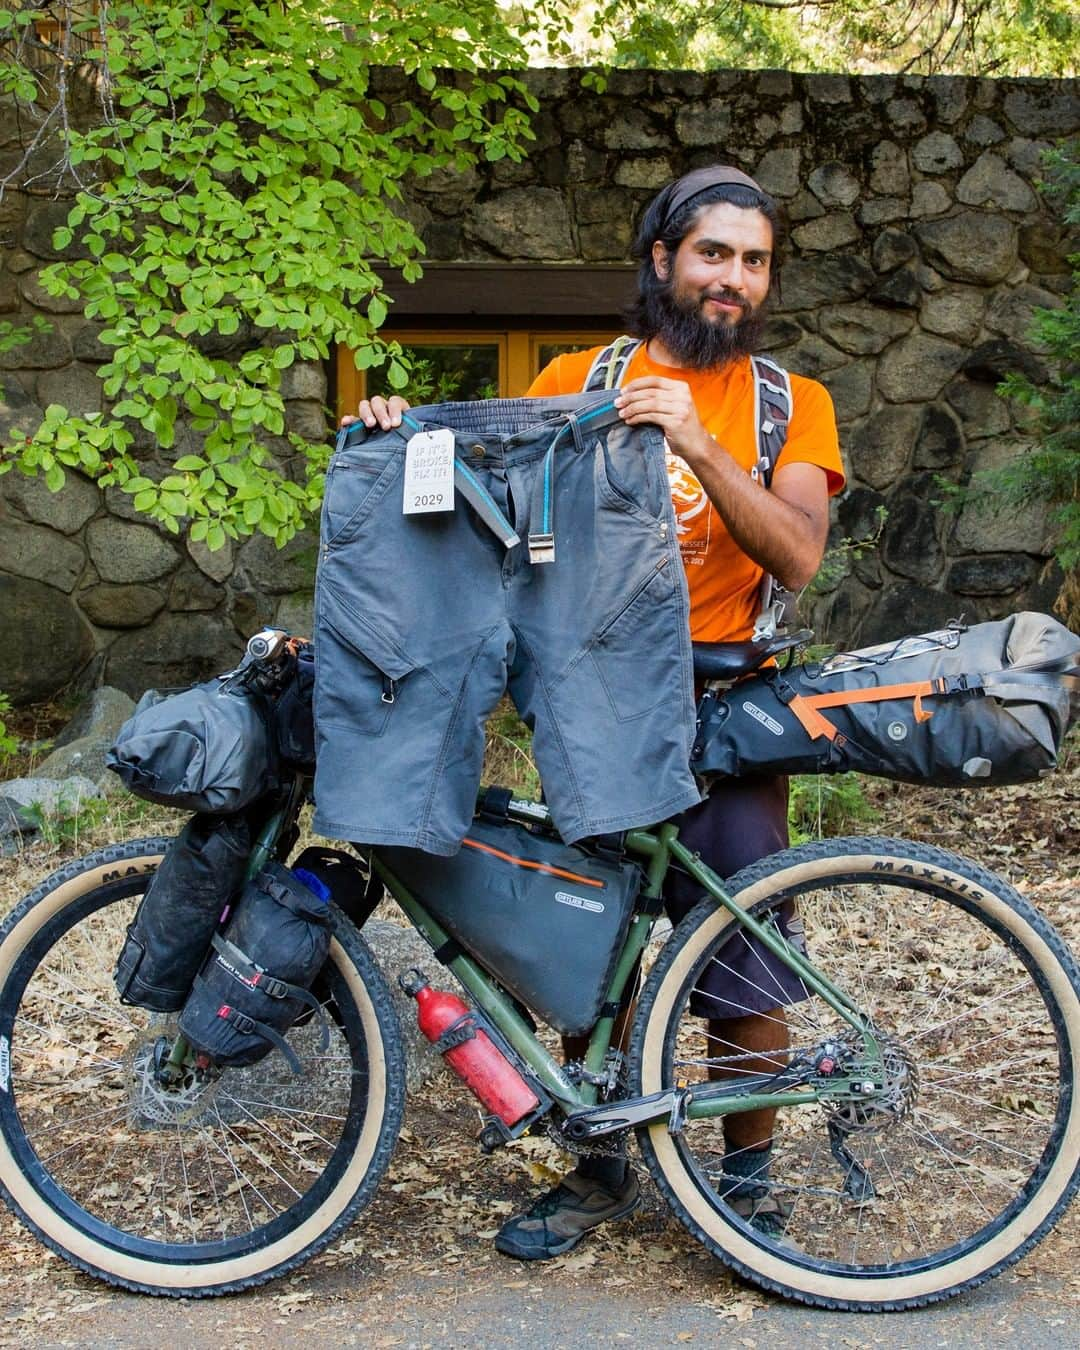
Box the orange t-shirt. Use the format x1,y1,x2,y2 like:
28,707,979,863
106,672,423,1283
528,346,846,643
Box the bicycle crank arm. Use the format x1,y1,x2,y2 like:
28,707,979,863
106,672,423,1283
561,1088,690,1140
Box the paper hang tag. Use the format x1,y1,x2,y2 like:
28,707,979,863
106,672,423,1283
403,428,455,515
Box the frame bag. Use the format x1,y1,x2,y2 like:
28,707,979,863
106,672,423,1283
692,612,1080,787
178,862,333,1073
379,799,643,1036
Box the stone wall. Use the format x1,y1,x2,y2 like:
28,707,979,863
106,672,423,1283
1,68,1077,702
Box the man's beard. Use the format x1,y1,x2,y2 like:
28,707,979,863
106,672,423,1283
644,278,767,370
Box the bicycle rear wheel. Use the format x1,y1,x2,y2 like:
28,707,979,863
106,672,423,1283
0,837,405,1296
630,836,1080,1310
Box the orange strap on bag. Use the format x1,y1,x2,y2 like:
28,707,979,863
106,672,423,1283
787,678,948,741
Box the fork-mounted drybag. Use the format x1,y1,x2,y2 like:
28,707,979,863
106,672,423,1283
692,612,1080,787
177,862,332,1072
114,812,251,1012
378,806,642,1036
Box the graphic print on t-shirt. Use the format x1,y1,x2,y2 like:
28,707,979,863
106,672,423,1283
665,445,711,567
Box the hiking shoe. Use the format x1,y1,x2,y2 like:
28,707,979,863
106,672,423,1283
494,1168,641,1261
725,1190,803,1249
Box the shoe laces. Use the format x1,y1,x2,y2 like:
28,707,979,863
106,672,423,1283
527,1184,573,1219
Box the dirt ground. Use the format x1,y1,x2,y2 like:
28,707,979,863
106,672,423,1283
0,748,1076,1343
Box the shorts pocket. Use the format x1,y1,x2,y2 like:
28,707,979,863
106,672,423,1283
315,584,421,737
322,444,402,548
593,424,665,523
587,558,678,722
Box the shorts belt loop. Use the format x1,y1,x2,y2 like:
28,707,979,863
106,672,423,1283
568,412,586,455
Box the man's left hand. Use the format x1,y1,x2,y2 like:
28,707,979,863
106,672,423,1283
614,376,711,465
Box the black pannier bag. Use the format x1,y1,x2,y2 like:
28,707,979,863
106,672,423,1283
114,813,251,1012
106,676,275,813
273,643,316,769
693,611,1080,788
379,804,643,1036
178,862,333,1073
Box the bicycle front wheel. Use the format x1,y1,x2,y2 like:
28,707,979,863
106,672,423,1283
630,836,1080,1310
0,837,405,1296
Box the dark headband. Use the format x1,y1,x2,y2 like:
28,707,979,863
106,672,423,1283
655,166,767,231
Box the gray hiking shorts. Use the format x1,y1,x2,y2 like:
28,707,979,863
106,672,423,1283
312,392,701,855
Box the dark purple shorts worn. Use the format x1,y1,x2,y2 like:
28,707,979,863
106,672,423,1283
662,776,809,1017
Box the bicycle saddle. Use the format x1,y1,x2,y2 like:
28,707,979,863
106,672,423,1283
692,628,812,683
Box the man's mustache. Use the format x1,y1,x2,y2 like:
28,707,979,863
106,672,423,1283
701,289,751,315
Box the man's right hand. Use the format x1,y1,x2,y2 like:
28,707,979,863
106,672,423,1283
340,395,411,432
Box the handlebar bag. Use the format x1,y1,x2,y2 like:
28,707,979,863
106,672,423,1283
114,812,251,1012
178,862,332,1073
378,811,642,1036
106,676,276,813
693,611,1079,787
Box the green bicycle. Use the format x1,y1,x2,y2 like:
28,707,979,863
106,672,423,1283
0,648,1076,1309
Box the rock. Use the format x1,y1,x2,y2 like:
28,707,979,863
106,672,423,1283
364,918,456,1095
778,101,803,134
909,181,951,218
984,282,1062,346
0,574,95,703
877,332,966,402
868,268,922,310
807,162,860,208
778,256,874,309
275,590,314,636
948,555,1037,596
837,486,888,544
952,440,1050,554
72,323,111,363
1006,136,1050,179
962,339,1046,386
21,200,89,261
848,407,919,490
78,582,166,627
759,317,803,351
187,532,235,583
0,796,40,856
919,286,987,344
234,530,319,596
916,211,1017,284
787,188,825,222
914,405,964,470
0,774,104,815
754,147,802,198
944,378,1011,439
279,361,327,402
881,473,945,584
885,97,925,133
961,112,1005,147
1003,86,1080,137
1018,220,1070,276
466,188,574,259
35,361,103,415
33,738,120,793
859,583,967,647
613,158,673,190
956,152,1036,212
673,100,732,148
0,519,86,591
791,213,860,251
824,360,874,424
929,78,970,125
1,463,99,533
782,335,847,380
871,229,918,274
86,517,180,584
168,567,222,612
856,198,908,227
805,74,851,104
869,141,909,196
103,612,244,697
17,268,84,315
818,303,913,355
284,399,329,442
0,321,72,371
912,131,963,174
0,375,42,443
53,685,135,749
602,106,661,150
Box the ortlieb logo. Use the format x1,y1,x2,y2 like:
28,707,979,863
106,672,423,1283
742,701,784,736
555,890,605,914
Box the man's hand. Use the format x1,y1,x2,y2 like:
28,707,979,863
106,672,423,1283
614,376,711,465
340,395,411,432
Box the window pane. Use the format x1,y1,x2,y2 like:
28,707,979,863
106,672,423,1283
367,344,500,403
535,340,605,373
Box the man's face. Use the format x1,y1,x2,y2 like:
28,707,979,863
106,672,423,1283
648,201,773,368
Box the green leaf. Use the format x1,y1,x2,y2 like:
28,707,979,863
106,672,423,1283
45,464,66,493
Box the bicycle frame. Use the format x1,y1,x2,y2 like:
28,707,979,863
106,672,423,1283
370,799,886,1130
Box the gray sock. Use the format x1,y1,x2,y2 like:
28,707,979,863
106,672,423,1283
721,1144,772,1200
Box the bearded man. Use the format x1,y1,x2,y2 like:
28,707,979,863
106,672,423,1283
349,165,846,1259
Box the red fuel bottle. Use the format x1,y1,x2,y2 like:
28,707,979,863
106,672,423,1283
401,970,540,1127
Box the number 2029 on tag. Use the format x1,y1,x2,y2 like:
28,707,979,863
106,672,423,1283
403,429,455,515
